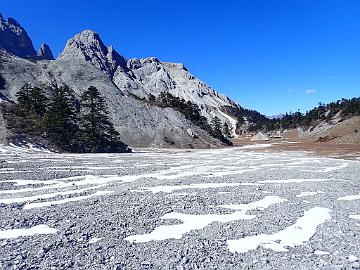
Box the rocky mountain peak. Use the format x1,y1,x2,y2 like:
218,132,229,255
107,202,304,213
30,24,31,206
0,15,37,58
37,43,54,60
7,17,22,28
59,30,127,76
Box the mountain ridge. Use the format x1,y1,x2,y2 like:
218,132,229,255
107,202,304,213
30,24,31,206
0,15,244,148
0,15,54,60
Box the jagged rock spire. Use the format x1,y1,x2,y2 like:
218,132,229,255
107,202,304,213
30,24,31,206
59,30,128,77
37,43,54,60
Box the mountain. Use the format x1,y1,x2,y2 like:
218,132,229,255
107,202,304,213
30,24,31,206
59,30,240,135
268,114,284,120
37,43,54,60
0,15,54,60
0,15,251,148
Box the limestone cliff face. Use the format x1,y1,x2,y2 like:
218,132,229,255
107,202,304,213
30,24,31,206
0,16,240,147
0,15,37,59
59,30,239,135
0,15,54,60
59,30,128,76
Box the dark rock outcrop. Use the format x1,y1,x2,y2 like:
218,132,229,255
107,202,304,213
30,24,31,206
37,43,54,60
0,16,37,58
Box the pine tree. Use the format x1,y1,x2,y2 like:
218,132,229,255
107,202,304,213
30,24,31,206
148,94,156,103
223,122,231,138
14,84,48,135
211,116,222,138
15,83,48,117
42,85,78,150
79,86,129,153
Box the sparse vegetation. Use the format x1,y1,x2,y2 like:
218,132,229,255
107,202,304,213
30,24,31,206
223,98,360,133
147,92,232,145
2,84,130,153
271,98,360,131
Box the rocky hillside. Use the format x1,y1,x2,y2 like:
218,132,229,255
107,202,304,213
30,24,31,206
0,15,54,60
58,30,239,134
0,15,244,148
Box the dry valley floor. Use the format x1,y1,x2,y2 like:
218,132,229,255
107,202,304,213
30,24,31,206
0,145,360,269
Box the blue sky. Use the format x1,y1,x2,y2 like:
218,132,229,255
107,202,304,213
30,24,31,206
1,0,360,115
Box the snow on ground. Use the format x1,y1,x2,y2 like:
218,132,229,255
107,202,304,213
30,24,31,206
258,178,334,184
314,250,330,255
227,207,331,253
23,191,113,209
0,225,58,239
349,215,360,220
337,194,360,201
296,191,325,197
0,144,359,269
219,196,287,211
239,144,272,149
133,182,261,193
125,196,287,243
88,237,103,244
349,255,359,262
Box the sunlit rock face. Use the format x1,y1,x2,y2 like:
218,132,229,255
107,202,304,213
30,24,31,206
59,30,128,77
0,15,240,147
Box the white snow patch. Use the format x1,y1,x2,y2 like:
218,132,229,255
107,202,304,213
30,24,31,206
301,163,349,173
203,168,259,177
259,178,332,184
168,192,197,197
9,142,51,153
0,145,7,153
322,163,348,172
0,225,58,239
337,194,360,201
23,191,113,209
296,191,324,198
220,196,288,211
2,179,60,186
125,196,286,243
349,215,360,220
314,250,330,255
239,144,272,149
0,185,107,204
349,255,358,262
227,207,331,253
89,237,103,244
134,182,261,193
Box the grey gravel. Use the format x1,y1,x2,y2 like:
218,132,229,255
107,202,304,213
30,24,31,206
0,145,359,269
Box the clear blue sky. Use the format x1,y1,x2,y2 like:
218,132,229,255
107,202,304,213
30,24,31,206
1,0,360,115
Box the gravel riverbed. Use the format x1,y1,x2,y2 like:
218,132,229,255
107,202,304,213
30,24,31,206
0,145,359,269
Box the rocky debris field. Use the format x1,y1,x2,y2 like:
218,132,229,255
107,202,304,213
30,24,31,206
0,144,360,269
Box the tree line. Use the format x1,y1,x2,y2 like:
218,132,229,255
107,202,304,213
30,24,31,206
267,98,360,131
222,97,360,132
147,92,232,145
2,84,130,153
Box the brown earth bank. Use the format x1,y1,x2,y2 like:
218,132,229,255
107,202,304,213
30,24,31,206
232,115,360,159
232,139,360,160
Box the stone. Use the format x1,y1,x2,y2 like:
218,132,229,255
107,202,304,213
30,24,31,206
0,16,37,58
37,44,54,60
